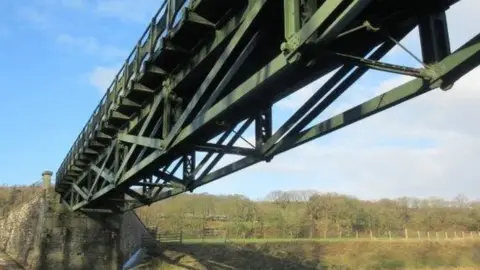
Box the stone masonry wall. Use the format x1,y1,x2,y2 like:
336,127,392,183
0,195,43,267
0,192,122,270
38,200,121,270
120,211,155,259
0,188,155,270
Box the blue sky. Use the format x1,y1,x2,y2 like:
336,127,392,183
0,0,159,184
0,0,478,201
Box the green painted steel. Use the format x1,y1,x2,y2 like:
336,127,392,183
54,0,478,213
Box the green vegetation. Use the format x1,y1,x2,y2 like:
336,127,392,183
136,190,480,239
152,241,480,270
135,190,480,269
2,186,480,269
0,185,43,218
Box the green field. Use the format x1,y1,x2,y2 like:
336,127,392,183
149,239,480,270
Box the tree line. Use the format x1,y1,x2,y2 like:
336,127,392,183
0,185,477,239
0,184,43,216
135,190,480,239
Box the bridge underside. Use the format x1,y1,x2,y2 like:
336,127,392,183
55,0,480,213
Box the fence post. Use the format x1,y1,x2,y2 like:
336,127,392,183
454,231,457,239
417,231,420,240
388,231,391,241
445,231,448,240
405,228,408,240
436,232,439,241
427,231,430,241
462,231,465,239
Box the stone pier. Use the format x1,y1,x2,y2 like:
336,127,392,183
0,171,124,270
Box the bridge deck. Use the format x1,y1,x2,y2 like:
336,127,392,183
55,0,478,212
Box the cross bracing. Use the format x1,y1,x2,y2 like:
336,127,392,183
54,0,480,213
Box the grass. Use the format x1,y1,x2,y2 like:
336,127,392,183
149,239,480,270
169,235,480,244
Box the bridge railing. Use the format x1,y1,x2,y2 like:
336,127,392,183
56,0,189,187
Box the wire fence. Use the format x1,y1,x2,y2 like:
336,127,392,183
151,228,480,244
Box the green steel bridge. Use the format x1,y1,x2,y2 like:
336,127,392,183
54,0,479,213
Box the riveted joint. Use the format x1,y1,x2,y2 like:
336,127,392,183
419,67,436,80
162,78,172,89
426,63,454,91
281,34,302,63
284,34,300,51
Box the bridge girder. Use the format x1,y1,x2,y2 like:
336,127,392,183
54,0,479,212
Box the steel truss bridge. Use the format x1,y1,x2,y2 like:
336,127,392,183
55,0,479,213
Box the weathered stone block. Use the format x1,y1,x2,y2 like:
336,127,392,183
0,194,122,270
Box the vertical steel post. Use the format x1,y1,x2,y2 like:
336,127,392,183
419,11,451,64
284,0,301,39
167,0,175,30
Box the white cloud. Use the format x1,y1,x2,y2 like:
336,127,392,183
446,0,480,49
88,66,119,93
277,72,335,110
374,0,480,66
200,65,480,200
198,0,480,200
34,0,475,200
56,34,128,61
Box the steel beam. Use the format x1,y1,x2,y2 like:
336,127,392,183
126,32,480,209
114,96,163,184
272,33,480,153
56,0,476,212
162,0,268,149
193,144,256,156
117,134,164,150
419,11,451,64
56,0,246,188
283,0,301,39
